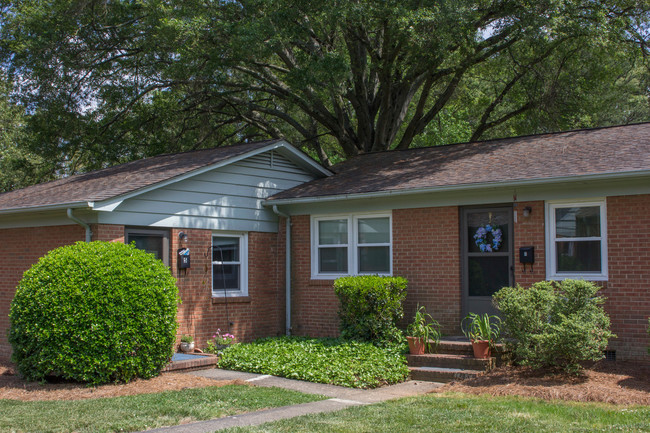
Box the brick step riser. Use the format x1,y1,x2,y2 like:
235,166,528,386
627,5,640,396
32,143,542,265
428,343,505,357
406,354,494,371
409,368,480,383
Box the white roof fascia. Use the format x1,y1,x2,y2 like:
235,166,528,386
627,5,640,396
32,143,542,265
265,169,650,207
91,140,332,212
0,201,92,215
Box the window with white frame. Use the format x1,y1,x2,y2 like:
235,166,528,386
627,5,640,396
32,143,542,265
212,234,248,296
546,200,607,280
312,214,392,278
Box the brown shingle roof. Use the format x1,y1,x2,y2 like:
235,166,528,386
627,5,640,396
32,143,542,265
269,123,650,202
0,140,281,212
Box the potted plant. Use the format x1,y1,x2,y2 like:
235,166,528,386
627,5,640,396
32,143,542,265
406,305,441,355
461,312,501,359
180,334,195,353
205,329,237,355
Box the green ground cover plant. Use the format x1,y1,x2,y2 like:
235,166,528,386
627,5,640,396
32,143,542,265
222,393,650,433
334,275,408,344
0,385,324,433
218,336,409,388
494,279,614,373
9,241,179,384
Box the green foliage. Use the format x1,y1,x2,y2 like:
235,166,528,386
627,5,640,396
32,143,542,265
2,0,649,175
218,336,409,389
494,280,615,373
204,329,237,355
461,313,501,343
180,334,194,343
0,75,48,192
406,305,441,352
334,275,407,344
9,241,179,385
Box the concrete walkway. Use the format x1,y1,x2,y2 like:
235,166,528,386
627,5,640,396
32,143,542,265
143,369,443,433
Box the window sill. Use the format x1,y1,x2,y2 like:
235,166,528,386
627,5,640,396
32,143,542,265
211,296,251,304
547,274,608,282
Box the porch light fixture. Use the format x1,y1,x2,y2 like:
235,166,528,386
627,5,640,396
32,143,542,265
523,206,532,217
178,231,188,242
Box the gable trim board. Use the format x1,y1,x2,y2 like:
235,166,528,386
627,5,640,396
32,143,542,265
91,141,331,213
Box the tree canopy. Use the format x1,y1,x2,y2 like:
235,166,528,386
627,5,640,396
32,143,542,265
1,0,649,179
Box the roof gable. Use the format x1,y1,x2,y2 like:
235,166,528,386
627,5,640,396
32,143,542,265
0,139,330,213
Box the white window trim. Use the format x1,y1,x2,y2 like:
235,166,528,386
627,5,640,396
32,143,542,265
311,213,393,279
212,232,249,297
545,199,608,281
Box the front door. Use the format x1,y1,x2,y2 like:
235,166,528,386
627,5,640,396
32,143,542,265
461,206,513,317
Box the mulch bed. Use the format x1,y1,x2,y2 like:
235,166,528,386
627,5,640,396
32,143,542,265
0,359,244,401
3,358,650,405
435,360,650,406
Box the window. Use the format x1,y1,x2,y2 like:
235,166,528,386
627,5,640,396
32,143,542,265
125,228,169,266
546,200,607,280
212,234,248,297
312,214,392,278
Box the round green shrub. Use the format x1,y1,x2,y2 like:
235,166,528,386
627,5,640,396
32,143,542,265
494,279,614,373
9,241,179,384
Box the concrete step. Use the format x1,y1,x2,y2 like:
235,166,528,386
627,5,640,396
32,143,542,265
406,353,495,371
409,366,482,383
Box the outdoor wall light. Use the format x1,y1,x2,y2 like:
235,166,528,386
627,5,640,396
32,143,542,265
523,206,532,217
178,231,188,242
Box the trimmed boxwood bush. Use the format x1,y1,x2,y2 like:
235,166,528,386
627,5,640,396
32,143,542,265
494,279,614,373
9,241,179,384
334,275,407,344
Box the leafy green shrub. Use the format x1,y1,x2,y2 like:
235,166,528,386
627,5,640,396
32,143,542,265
494,279,614,373
218,336,409,388
9,241,179,384
334,275,407,344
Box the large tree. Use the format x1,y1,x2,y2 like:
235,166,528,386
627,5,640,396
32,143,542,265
1,0,649,173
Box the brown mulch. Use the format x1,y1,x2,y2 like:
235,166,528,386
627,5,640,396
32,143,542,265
0,359,245,401
435,360,650,406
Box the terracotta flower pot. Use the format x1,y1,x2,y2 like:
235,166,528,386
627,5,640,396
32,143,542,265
407,336,427,355
471,340,491,359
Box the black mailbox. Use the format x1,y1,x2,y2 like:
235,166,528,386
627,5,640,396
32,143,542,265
177,248,191,269
519,246,534,264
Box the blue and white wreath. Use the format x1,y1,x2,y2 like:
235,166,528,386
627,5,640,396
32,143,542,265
473,224,502,252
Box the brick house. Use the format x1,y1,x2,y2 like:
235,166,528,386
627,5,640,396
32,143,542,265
1,124,649,361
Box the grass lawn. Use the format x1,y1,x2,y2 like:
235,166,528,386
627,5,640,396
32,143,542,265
221,392,650,433
0,385,325,433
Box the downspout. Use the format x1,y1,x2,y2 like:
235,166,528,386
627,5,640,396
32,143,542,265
66,208,92,242
272,205,292,335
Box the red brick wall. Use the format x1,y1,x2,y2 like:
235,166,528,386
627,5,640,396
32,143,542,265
0,225,85,360
290,208,462,337
0,222,286,360
513,201,546,287
166,227,286,348
393,207,462,335
604,194,650,360
290,215,340,336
